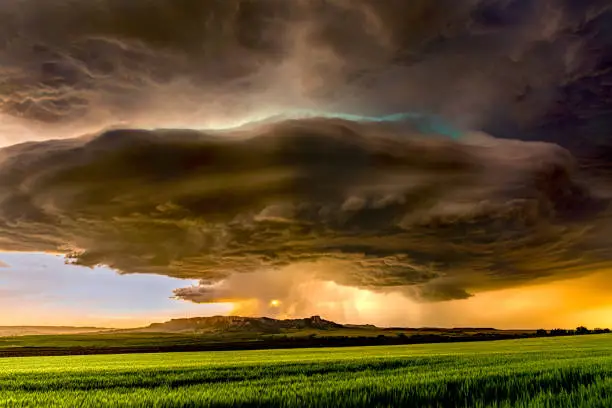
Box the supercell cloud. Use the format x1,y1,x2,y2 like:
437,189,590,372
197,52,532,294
0,0,612,313
0,120,610,303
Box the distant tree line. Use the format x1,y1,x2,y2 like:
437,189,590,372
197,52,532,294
536,326,610,336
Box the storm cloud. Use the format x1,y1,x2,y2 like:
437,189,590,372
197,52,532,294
0,0,611,148
0,118,609,302
1,0,612,313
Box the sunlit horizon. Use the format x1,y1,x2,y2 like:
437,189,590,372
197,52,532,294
1,252,610,331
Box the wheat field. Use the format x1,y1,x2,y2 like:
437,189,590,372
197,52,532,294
0,335,610,407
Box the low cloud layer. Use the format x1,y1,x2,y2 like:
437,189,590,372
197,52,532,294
0,118,610,303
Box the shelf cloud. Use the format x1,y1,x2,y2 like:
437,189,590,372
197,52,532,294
1,0,612,317
0,119,610,304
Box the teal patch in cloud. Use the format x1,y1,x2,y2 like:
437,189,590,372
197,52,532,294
285,110,463,140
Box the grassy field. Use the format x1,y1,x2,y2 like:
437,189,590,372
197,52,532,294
0,328,537,357
0,335,610,407
0,332,224,349
0,328,530,349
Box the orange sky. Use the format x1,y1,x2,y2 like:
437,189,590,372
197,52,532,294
414,272,612,329
198,270,612,330
1,252,610,329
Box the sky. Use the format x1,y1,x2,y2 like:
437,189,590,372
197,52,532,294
0,0,612,329
0,252,232,328
0,252,610,329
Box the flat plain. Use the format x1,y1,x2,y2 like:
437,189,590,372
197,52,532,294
0,334,610,407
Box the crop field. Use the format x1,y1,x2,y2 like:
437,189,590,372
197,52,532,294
0,335,610,407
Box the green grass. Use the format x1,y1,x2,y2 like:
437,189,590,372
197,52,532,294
0,333,224,349
0,335,610,407
0,328,528,351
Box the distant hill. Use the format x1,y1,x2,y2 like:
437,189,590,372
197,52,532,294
0,326,109,337
125,315,344,334
0,316,575,357
0,316,511,338
115,315,513,337
0,315,606,358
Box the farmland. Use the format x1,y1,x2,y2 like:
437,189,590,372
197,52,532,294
0,315,541,357
0,330,538,358
0,334,610,407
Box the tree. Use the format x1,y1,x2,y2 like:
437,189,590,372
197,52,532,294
575,326,590,335
536,329,547,336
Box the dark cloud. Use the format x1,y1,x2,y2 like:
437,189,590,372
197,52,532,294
0,119,610,301
1,0,612,309
0,0,610,148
